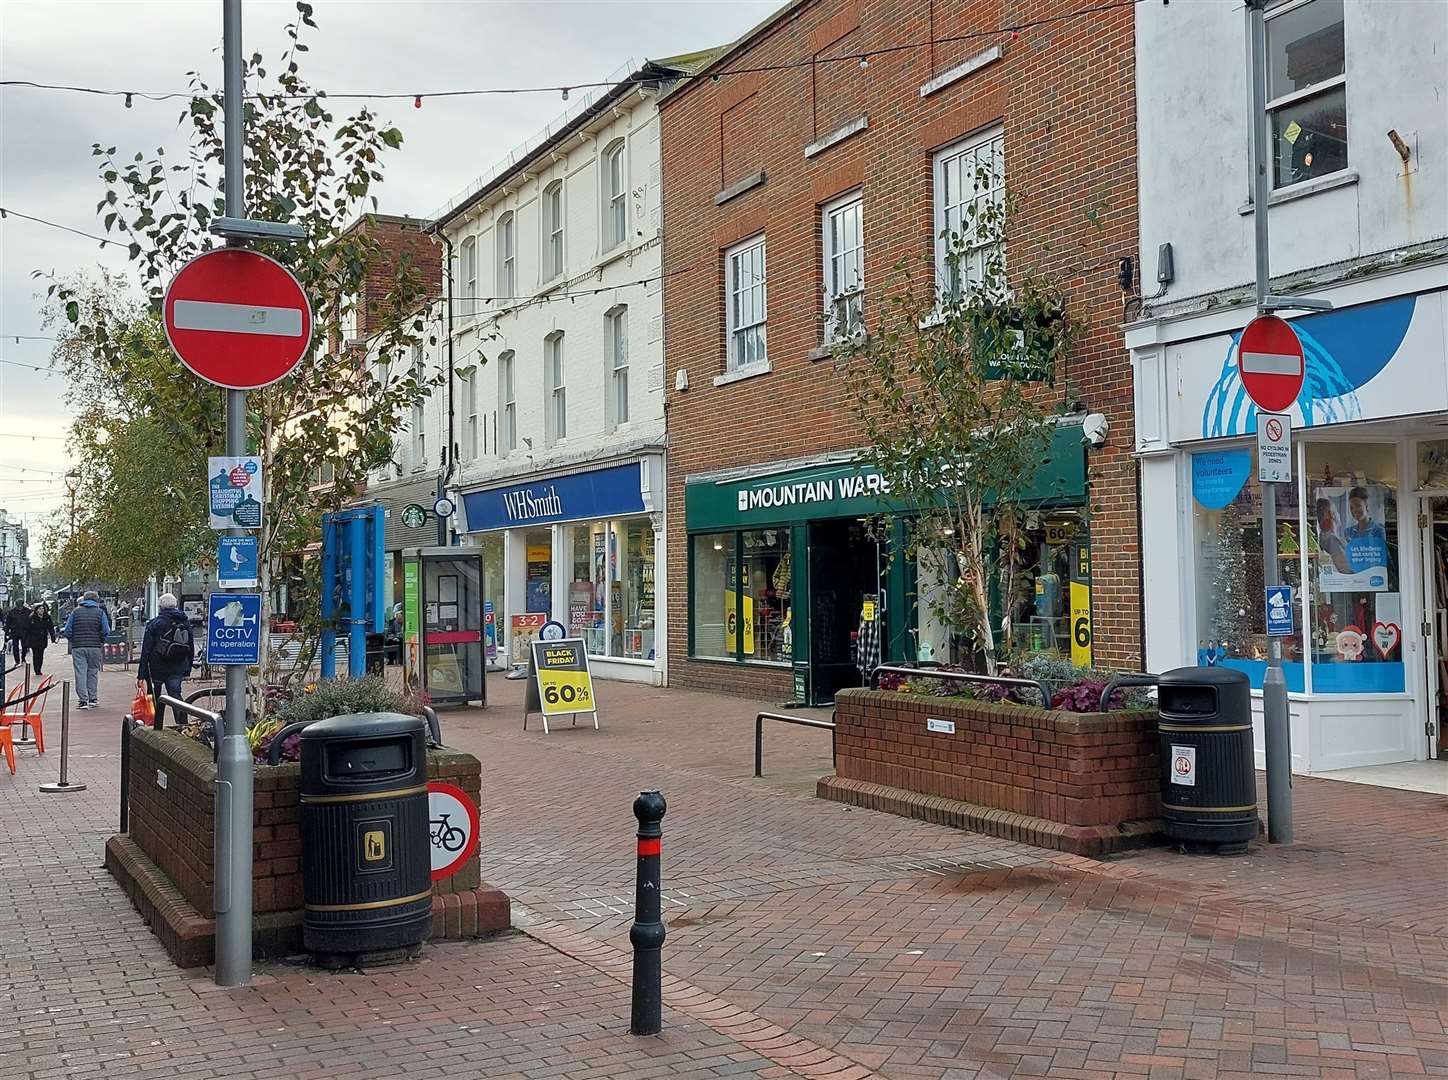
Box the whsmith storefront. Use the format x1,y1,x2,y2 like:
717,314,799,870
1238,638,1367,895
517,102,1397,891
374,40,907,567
682,424,1097,706
458,454,665,685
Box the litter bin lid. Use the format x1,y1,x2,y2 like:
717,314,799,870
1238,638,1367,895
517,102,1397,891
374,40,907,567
298,711,425,741
1158,666,1249,688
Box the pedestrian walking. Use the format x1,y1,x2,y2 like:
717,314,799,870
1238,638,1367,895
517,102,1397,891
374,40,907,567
137,593,194,729
5,602,33,667
24,602,57,676
61,590,111,709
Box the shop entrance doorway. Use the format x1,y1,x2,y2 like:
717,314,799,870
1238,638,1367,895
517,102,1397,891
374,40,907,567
808,518,881,704
1416,494,1448,759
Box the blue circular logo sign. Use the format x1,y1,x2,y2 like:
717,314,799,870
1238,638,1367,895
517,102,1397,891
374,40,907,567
243,459,258,474
539,620,567,641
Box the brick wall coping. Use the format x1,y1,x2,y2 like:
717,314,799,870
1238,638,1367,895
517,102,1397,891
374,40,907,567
834,687,1156,734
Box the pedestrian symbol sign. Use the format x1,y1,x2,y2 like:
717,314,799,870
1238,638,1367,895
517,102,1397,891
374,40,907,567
217,536,259,588
207,592,262,665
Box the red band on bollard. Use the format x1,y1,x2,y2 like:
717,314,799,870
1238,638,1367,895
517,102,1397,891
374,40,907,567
637,838,661,857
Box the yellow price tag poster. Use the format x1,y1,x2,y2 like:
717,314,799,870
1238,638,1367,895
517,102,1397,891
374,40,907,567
539,668,594,714
723,589,755,654
1070,579,1093,667
861,599,877,622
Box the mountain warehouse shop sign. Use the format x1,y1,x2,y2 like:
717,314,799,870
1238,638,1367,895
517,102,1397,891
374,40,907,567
737,471,891,512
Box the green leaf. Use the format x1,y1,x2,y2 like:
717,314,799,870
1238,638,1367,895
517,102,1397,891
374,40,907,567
379,127,403,150
65,300,80,323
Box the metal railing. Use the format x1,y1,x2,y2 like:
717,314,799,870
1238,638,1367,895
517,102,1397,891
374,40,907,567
867,664,1053,708
755,711,836,778
1100,673,1160,712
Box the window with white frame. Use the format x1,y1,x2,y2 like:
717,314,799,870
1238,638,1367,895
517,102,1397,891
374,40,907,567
462,368,478,462
542,180,564,281
606,305,628,428
1266,0,1347,189
822,192,863,342
933,128,1004,301
545,331,566,444
496,212,516,299
497,350,516,455
725,235,767,370
603,140,627,250
409,343,426,470
460,236,478,317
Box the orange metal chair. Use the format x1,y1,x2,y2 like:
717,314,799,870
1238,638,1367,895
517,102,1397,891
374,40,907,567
1,675,51,754
0,724,14,774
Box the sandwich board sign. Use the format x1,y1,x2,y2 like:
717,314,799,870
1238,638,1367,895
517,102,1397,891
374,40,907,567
523,637,599,735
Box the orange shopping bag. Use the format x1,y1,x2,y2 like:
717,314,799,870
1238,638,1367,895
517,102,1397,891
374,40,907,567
132,684,155,727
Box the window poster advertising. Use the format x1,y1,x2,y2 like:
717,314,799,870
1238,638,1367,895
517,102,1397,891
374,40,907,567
1313,484,1390,592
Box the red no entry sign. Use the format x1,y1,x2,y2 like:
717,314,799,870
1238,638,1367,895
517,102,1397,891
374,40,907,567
163,248,312,389
1236,314,1305,413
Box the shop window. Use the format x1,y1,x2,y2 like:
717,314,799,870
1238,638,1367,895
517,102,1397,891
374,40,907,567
618,519,656,660
742,529,792,663
1305,442,1402,692
1266,0,1347,189
524,528,552,614
1005,512,1090,662
934,127,1004,301
822,192,863,343
568,523,607,656
480,533,505,668
691,532,732,660
725,235,768,370
1191,445,1303,689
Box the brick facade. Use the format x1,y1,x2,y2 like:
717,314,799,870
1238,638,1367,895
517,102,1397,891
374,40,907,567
347,213,442,341
660,0,1141,699
820,688,1160,855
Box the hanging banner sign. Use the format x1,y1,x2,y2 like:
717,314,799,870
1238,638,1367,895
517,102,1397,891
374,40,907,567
208,455,263,529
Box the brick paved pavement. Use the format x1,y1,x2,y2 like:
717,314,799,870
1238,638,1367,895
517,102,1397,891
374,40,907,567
1,662,1445,1079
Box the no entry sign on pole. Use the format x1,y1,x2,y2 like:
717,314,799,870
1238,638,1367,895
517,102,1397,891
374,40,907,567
163,248,312,389
1236,314,1304,413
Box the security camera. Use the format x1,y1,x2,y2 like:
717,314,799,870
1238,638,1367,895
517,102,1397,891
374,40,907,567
1082,413,1109,447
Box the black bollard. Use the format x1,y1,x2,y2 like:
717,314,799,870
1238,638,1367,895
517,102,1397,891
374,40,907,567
629,789,666,1036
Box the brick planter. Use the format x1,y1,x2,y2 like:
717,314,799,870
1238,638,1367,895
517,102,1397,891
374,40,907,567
106,728,510,967
818,688,1161,855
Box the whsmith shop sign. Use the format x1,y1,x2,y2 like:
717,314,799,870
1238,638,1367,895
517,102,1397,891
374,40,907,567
687,430,1087,532
461,463,646,532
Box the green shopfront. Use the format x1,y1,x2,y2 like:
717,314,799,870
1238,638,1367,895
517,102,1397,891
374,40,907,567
683,426,1092,705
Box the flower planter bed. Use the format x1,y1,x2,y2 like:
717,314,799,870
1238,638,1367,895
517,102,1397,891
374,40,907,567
105,727,510,968
818,688,1161,856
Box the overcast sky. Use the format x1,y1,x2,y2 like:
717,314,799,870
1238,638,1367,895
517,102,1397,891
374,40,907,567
0,0,775,558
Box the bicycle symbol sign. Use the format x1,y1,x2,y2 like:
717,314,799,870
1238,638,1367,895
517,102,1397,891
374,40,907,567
426,781,480,880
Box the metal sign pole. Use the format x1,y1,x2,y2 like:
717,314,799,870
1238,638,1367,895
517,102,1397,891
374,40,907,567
215,0,255,986
1248,0,1293,844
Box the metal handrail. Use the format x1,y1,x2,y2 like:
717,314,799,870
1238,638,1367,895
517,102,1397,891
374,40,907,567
1100,673,1160,712
265,720,315,765
185,686,227,705
868,664,1053,708
422,705,444,748
755,711,836,778
158,694,225,742
120,715,138,831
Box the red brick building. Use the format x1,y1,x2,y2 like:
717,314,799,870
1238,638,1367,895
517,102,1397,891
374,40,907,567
660,0,1140,703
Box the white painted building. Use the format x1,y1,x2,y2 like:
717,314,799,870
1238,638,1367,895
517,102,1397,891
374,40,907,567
1127,0,1448,774
0,509,30,599
431,57,709,685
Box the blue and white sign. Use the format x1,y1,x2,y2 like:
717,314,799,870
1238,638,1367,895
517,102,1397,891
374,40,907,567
1264,585,1294,637
207,592,261,665
217,536,259,589
1191,449,1252,509
461,463,644,532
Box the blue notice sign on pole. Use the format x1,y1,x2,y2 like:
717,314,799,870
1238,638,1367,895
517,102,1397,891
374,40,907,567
208,592,262,665
1265,585,1294,637
217,536,259,588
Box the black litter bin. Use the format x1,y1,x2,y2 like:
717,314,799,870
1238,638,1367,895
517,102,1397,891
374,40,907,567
300,712,431,960
365,632,385,675
1157,667,1260,851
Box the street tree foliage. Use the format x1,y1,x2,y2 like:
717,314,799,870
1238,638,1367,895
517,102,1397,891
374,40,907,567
834,171,1076,674
41,1,437,696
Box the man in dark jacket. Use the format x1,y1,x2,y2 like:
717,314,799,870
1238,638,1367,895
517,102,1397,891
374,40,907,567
137,593,194,728
5,603,32,666
61,590,111,709
24,602,57,676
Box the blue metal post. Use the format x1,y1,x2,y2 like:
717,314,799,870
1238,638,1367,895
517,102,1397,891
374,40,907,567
348,511,367,678
370,504,386,633
320,514,337,680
